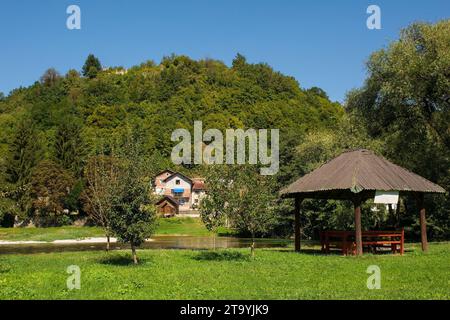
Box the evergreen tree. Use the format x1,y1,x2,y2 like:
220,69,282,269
82,54,102,78
6,117,41,185
54,117,85,175
4,117,42,220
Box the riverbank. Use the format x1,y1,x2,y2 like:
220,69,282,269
0,217,220,242
0,243,449,299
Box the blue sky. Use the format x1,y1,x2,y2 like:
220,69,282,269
0,0,448,102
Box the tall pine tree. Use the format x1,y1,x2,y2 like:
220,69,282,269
82,54,102,78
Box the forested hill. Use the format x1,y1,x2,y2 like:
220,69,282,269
1,20,448,240
0,54,343,165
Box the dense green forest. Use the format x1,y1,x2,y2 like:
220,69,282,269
0,20,448,241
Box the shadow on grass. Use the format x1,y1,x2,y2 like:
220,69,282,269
271,248,337,255
97,253,150,266
0,264,11,273
193,250,250,262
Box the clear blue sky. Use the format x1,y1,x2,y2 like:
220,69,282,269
0,0,448,102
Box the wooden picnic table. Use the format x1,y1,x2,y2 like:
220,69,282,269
320,229,404,255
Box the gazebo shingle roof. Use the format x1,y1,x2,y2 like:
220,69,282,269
281,149,445,198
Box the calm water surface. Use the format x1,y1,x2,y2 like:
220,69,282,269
0,236,292,255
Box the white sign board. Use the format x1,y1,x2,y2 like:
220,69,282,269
374,191,399,204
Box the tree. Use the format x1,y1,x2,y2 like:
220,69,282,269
201,165,278,257
65,69,80,80
40,68,61,87
6,117,41,184
54,116,86,175
82,155,120,251
4,117,42,220
346,20,450,239
199,166,229,249
229,166,278,256
30,160,75,225
82,54,102,78
232,53,247,70
109,131,158,264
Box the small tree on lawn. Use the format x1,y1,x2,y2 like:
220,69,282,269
82,155,121,251
227,165,278,257
109,131,158,264
201,165,278,257
199,165,230,249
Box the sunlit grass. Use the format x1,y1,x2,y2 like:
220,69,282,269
0,217,220,242
0,242,448,299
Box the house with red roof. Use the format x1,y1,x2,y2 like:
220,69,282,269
154,170,206,213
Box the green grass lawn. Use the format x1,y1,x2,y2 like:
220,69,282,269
0,226,105,242
0,217,218,242
0,242,449,299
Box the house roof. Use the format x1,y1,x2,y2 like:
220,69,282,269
280,149,445,199
163,172,193,183
192,179,205,190
155,169,175,177
156,195,179,207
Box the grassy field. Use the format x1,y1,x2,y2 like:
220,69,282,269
0,242,449,299
0,217,215,242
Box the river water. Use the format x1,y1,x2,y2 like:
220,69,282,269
0,236,292,255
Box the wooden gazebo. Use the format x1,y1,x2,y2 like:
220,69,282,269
280,149,446,255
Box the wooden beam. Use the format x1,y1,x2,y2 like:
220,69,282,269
353,197,363,256
417,193,428,252
294,197,303,252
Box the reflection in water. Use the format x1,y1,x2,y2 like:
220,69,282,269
0,236,291,255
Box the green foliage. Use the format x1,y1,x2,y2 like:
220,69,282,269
5,117,42,184
82,54,102,78
346,20,450,240
53,116,86,174
29,160,75,225
108,130,158,262
40,68,62,87
201,165,278,255
199,166,229,233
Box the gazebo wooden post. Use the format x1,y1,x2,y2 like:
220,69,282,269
353,196,363,256
294,197,303,252
416,193,428,252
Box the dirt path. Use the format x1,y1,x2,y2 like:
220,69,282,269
0,237,159,245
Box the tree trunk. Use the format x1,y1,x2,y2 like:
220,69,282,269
213,235,216,250
395,200,401,229
417,193,428,252
106,234,110,252
388,204,394,227
294,197,302,252
131,244,138,264
250,236,255,258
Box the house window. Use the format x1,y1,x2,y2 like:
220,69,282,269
176,179,180,185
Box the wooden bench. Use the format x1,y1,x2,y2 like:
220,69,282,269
320,229,404,255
